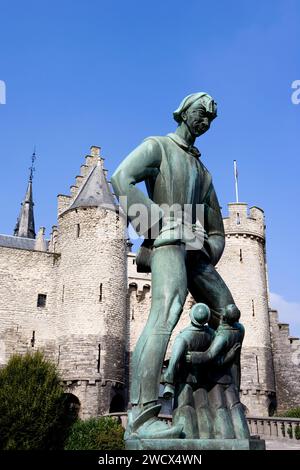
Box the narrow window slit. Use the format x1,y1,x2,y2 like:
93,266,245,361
31,331,35,347
97,344,101,372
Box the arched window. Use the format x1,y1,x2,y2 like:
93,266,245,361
63,393,81,421
109,394,125,413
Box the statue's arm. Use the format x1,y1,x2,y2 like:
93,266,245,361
203,184,225,266
218,343,241,366
188,335,225,364
111,139,163,237
163,336,187,385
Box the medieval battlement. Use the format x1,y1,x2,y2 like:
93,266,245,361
223,203,265,241
127,252,151,292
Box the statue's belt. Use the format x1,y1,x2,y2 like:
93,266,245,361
153,219,207,250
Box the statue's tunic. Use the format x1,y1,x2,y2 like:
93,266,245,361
112,132,225,271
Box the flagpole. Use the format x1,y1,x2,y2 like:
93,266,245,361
233,160,239,203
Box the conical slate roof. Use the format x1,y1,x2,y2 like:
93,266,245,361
68,159,117,212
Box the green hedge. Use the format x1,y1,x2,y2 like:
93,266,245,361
65,417,125,450
0,352,70,450
279,408,300,419
279,408,300,439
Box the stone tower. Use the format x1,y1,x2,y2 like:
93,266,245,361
217,203,276,415
54,146,128,417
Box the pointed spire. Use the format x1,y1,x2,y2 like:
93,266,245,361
14,149,36,239
68,157,117,212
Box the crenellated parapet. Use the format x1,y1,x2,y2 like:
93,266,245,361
223,203,265,243
127,252,151,294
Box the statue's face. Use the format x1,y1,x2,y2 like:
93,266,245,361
182,103,212,137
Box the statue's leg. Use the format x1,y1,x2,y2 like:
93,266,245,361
127,244,187,439
187,254,235,328
225,384,250,439
208,384,235,439
173,384,199,439
193,387,214,438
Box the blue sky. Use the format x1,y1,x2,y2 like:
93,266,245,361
0,0,299,334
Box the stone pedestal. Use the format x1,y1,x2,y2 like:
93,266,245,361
126,438,266,451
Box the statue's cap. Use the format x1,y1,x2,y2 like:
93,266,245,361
173,92,217,123
190,303,211,327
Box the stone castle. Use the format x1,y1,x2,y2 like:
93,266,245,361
0,146,299,418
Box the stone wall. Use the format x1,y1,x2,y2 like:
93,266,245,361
0,245,59,365
269,309,300,412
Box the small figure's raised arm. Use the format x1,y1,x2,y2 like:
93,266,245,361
162,336,187,385
187,335,225,364
217,343,241,366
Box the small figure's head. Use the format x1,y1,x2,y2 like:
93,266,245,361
173,93,217,137
190,303,211,327
223,304,241,325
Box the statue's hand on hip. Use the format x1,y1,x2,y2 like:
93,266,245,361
186,351,206,364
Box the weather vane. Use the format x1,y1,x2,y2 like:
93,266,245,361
29,146,36,182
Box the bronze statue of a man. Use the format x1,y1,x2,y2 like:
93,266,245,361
112,93,237,440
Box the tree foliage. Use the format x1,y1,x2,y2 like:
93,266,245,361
0,351,69,449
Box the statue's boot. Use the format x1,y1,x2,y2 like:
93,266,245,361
230,403,250,439
125,404,183,440
163,383,175,399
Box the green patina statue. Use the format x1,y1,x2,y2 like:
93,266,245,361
111,93,242,441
